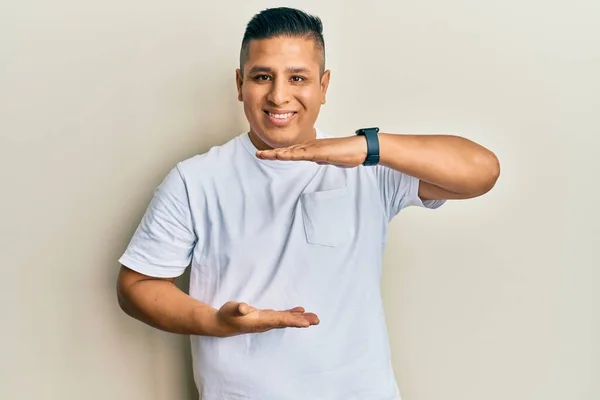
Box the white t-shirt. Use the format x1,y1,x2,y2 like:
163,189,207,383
119,129,444,400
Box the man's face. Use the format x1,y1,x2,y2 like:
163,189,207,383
236,36,330,150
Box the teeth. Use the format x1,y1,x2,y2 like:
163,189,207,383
268,112,294,119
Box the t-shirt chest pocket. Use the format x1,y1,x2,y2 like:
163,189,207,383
300,187,354,247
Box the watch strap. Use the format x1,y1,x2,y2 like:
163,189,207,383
355,127,380,166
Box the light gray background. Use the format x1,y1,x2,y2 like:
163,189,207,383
1,1,598,399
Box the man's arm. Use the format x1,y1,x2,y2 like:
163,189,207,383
378,133,500,200
255,132,500,200
117,265,319,337
117,265,221,335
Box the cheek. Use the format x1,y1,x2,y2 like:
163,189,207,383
241,91,258,113
296,87,322,108
243,88,266,109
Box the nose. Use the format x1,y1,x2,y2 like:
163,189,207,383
267,77,291,105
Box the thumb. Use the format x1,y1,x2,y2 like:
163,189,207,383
237,302,249,315
237,302,256,316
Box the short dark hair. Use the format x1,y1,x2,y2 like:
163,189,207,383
240,7,325,75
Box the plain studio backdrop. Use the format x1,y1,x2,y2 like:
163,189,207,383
1,1,598,399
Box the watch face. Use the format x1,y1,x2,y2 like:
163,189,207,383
355,127,379,135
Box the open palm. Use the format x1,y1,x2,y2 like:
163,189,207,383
216,301,320,336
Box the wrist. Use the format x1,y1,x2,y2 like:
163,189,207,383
193,306,228,337
355,127,380,166
352,135,368,161
209,307,243,338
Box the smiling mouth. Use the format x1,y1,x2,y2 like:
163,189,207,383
264,110,297,125
264,111,296,118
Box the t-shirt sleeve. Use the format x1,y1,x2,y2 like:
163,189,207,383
118,165,197,278
374,165,446,222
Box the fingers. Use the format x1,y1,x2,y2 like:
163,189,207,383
284,306,305,313
274,145,298,160
230,303,320,334
256,148,291,160
277,313,310,328
273,310,320,329
246,307,318,331
257,145,311,161
300,312,320,325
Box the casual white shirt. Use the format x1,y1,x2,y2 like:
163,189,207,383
119,129,445,399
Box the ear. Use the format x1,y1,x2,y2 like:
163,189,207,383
236,69,244,102
320,70,331,105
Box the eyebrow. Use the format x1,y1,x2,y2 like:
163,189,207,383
248,66,311,74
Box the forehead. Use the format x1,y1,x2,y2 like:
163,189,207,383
245,36,321,72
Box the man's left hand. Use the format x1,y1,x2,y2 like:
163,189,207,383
256,136,368,168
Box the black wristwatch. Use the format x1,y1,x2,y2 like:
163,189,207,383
355,127,380,166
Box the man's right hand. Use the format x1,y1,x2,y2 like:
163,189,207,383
215,301,320,337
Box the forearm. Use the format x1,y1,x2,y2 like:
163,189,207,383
118,278,224,337
378,133,500,196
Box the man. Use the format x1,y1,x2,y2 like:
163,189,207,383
117,7,499,400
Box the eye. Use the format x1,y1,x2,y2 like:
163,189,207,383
253,75,271,81
291,76,305,82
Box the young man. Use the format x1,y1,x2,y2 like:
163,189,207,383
117,7,499,400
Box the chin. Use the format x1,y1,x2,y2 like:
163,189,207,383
253,125,302,148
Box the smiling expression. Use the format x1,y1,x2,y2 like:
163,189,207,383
236,36,331,150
